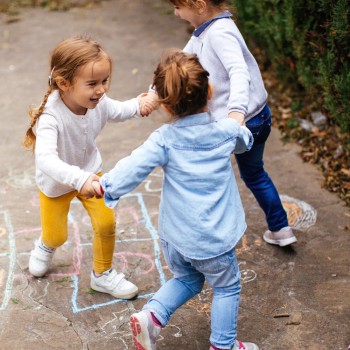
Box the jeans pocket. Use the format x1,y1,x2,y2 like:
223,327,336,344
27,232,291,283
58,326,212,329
194,249,239,288
247,105,272,138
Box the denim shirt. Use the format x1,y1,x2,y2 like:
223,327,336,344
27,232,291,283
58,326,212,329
101,113,253,259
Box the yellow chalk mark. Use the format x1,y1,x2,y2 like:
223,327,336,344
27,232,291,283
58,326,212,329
0,269,4,289
0,227,6,237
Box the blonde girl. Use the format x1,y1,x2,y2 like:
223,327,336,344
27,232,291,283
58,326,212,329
24,35,151,299
93,49,257,350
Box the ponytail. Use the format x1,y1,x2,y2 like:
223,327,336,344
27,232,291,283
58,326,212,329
153,49,209,118
23,87,53,152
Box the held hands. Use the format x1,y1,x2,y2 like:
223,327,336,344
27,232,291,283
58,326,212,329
80,174,103,199
228,111,245,126
91,180,104,198
137,92,159,117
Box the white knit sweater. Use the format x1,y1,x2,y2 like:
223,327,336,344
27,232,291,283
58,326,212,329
184,16,268,121
35,90,140,197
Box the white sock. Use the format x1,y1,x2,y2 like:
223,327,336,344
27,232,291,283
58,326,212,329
38,239,55,254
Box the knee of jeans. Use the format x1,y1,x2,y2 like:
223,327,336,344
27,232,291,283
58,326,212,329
240,167,267,184
181,274,205,295
213,280,242,296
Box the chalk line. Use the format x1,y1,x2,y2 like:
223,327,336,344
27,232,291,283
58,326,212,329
0,210,16,310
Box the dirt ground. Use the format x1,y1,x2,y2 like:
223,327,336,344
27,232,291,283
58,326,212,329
0,1,349,349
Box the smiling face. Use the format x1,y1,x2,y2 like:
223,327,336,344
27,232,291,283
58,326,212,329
60,57,111,115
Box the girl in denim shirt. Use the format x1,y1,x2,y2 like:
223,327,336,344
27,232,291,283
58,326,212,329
94,50,258,350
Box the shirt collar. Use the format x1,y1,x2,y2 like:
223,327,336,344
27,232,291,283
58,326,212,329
193,11,232,37
172,112,213,127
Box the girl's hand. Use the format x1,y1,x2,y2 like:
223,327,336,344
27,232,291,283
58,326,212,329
91,180,104,198
80,174,101,199
137,92,159,117
228,111,245,126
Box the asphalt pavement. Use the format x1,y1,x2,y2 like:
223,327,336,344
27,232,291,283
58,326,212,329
0,1,349,349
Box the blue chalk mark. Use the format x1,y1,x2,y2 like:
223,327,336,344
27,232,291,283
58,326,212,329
0,210,16,311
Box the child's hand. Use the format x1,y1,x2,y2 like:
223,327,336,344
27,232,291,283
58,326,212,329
228,111,245,126
81,174,102,199
91,180,104,198
137,92,159,117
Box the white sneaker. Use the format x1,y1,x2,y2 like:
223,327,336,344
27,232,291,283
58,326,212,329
130,310,162,350
263,226,297,246
90,268,138,299
29,239,56,277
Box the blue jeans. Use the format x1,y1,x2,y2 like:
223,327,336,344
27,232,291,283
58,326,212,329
143,240,241,349
235,104,288,231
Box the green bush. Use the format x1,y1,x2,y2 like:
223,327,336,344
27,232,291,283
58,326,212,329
232,0,350,132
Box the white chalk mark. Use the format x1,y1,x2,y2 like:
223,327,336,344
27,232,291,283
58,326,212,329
142,168,163,193
280,195,317,230
0,211,16,310
6,167,36,189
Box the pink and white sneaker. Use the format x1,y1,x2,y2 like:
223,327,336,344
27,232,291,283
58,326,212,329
130,310,161,350
210,340,259,350
263,226,297,246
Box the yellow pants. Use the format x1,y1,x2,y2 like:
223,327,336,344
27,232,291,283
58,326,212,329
39,188,116,274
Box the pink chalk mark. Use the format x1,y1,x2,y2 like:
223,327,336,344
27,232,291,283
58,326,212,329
118,207,140,225
114,251,155,275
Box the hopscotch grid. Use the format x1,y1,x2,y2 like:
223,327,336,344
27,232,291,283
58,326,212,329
1,192,315,313
71,192,165,313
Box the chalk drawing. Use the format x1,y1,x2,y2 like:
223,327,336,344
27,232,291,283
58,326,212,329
0,192,165,313
70,192,166,313
6,167,36,190
0,269,4,289
115,251,155,275
168,324,182,338
1,186,316,317
239,261,257,284
280,194,317,230
0,211,16,311
142,168,163,193
99,308,133,349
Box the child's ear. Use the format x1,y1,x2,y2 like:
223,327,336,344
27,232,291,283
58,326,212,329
194,0,207,14
208,84,213,100
55,77,70,92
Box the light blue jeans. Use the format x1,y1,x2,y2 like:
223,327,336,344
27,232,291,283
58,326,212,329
143,240,241,349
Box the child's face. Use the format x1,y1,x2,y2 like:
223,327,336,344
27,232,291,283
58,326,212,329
173,4,205,28
62,57,111,115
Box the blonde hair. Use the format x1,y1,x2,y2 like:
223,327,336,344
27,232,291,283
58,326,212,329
153,49,209,118
23,35,112,152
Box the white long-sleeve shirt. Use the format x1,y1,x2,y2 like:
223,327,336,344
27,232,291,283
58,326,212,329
184,12,268,121
35,90,140,197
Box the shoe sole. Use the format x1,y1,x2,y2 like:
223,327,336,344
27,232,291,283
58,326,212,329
263,234,297,247
90,281,138,299
28,268,47,278
130,314,152,350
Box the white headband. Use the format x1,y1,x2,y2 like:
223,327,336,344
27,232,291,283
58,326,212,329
48,66,56,86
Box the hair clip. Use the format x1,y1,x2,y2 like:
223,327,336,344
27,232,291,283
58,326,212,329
48,66,56,86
